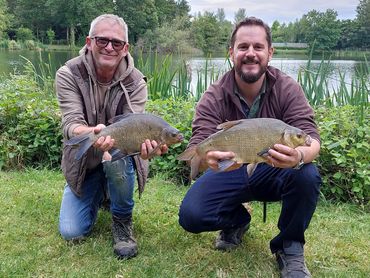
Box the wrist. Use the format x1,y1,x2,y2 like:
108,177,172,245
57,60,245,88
293,149,305,170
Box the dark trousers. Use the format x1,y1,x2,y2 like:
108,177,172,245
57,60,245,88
178,163,321,253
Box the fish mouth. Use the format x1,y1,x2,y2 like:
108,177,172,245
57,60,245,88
177,133,184,142
305,135,312,146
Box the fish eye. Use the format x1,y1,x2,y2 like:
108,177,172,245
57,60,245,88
297,134,302,138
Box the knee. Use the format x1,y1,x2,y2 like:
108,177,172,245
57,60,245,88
104,157,134,181
291,163,321,196
59,220,91,241
178,200,206,234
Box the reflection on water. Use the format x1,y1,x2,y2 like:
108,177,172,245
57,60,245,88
0,49,367,92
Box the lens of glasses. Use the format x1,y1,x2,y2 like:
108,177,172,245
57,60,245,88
93,37,126,51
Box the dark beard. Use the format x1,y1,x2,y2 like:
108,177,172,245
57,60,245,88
235,59,267,83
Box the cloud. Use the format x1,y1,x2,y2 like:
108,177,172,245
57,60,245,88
187,0,358,24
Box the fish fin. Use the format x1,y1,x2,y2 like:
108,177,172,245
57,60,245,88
108,113,133,124
65,133,94,160
190,155,201,180
217,159,237,171
177,146,197,161
109,148,127,162
257,148,271,157
246,163,258,177
65,132,92,146
217,120,244,130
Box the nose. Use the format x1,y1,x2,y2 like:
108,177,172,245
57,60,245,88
245,45,256,57
105,41,114,51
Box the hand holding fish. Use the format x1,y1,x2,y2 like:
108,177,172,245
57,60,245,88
140,139,168,160
205,150,241,172
92,124,115,152
266,144,302,168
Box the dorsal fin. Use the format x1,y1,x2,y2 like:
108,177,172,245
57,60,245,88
217,120,244,130
109,113,134,124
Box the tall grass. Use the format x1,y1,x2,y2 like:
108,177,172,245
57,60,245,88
298,55,369,123
20,53,55,95
136,51,228,101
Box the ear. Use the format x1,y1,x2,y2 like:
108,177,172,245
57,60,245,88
229,46,234,62
86,37,92,50
123,43,130,54
268,47,274,62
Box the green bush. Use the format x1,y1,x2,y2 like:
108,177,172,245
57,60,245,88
16,27,34,41
315,105,370,205
0,74,62,170
7,40,21,50
23,39,36,50
146,98,195,184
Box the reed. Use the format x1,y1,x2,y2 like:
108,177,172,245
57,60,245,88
20,53,55,96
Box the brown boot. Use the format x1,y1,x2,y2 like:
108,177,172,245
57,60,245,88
112,215,138,259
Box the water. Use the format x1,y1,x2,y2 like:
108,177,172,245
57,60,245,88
0,49,366,91
187,57,365,91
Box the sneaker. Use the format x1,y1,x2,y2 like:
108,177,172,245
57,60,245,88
275,241,311,278
215,223,250,251
112,215,138,259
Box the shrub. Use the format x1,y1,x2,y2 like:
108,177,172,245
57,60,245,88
23,39,36,50
0,74,62,170
15,27,33,41
46,28,55,45
146,98,195,184
7,40,21,50
315,105,370,205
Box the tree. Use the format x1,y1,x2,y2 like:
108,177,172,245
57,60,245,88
0,0,12,39
300,9,341,51
234,8,246,25
116,0,159,43
191,12,221,54
216,8,226,22
356,0,370,48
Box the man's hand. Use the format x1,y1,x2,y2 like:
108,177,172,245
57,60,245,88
204,150,238,171
266,144,301,168
92,124,115,152
140,139,168,160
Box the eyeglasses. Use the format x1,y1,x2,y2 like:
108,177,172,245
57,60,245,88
91,36,126,51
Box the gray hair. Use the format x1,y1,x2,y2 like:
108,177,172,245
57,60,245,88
88,14,128,42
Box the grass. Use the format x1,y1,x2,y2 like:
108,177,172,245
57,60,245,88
0,169,369,277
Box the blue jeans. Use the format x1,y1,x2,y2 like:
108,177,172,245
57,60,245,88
59,157,135,240
178,163,321,253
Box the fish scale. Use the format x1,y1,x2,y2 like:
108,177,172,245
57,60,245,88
66,113,184,161
178,118,312,180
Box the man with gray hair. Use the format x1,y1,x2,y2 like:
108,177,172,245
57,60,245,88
56,14,167,259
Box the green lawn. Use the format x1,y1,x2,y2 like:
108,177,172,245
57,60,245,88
0,169,369,277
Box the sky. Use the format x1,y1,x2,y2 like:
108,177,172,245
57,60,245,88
186,0,359,25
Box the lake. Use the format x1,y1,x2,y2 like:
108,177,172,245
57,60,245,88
0,49,367,92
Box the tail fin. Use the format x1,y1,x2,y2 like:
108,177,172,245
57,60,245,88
65,133,94,160
177,146,197,161
177,146,202,180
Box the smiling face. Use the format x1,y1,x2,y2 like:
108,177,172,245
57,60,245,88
229,25,274,84
86,18,128,75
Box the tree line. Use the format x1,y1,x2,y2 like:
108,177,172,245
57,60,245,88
0,0,369,54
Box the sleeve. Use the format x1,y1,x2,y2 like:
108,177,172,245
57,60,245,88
188,87,225,148
280,79,320,143
55,66,87,139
